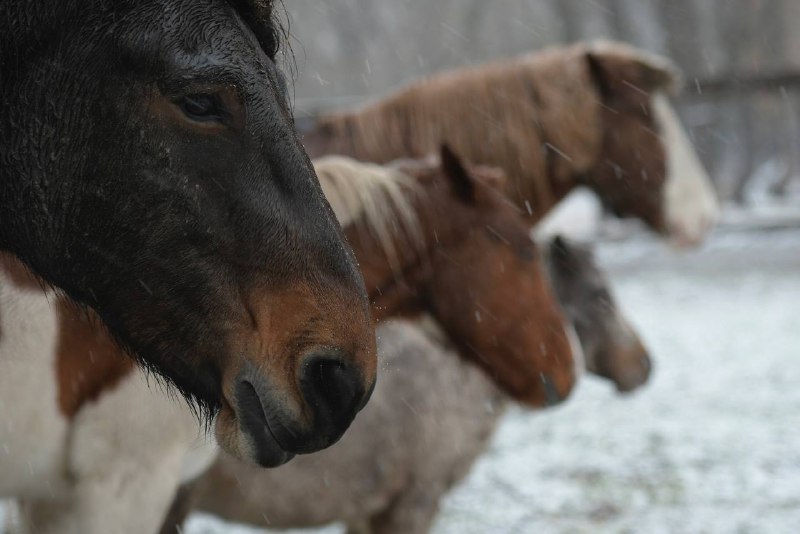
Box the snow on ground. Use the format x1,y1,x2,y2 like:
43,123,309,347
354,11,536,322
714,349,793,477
2,227,798,533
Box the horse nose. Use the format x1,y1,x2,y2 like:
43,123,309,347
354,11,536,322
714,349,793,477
540,373,571,407
614,345,653,393
298,352,371,451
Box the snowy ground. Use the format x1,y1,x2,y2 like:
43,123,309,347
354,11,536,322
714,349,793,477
2,226,798,533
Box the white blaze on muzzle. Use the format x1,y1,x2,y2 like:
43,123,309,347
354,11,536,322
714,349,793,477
654,93,720,247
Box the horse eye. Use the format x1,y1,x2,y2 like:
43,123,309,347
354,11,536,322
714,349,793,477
178,94,223,122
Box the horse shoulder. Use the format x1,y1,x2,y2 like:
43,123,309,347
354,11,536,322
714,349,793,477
0,255,69,498
59,369,212,533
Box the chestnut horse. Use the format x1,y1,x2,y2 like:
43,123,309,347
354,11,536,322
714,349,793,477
316,147,577,405
158,237,651,534
2,149,576,533
302,41,718,247
0,0,376,466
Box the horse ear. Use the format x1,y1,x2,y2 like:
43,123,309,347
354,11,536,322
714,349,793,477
585,41,680,104
250,0,275,19
440,144,475,203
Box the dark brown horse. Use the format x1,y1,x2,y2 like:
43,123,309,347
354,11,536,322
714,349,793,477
0,0,376,466
302,41,718,247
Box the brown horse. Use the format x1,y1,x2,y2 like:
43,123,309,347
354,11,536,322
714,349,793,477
303,41,718,247
158,237,652,534
315,147,577,406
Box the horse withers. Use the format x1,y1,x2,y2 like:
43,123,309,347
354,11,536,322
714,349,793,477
0,0,376,466
303,41,718,247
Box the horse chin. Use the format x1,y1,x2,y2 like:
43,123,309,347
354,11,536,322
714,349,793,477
213,402,295,467
610,359,652,393
666,219,715,249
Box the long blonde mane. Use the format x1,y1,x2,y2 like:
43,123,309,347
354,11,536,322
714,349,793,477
313,156,424,273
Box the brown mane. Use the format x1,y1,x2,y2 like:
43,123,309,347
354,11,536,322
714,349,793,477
306,41,679,223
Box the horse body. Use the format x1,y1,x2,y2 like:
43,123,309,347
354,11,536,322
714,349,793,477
0,259,68,499
0,257,217,533
160,235,651,534
304,41,718,246
0,0,377,466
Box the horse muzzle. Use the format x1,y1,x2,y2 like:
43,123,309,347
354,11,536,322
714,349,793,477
219,354,374,466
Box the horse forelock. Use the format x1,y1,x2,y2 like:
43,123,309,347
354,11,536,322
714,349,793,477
313,156,424,274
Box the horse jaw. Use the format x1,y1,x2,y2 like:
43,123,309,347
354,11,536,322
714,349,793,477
654,93,720,248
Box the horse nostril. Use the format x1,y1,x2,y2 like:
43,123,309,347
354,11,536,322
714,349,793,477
540,373,566,407
299,353,366,442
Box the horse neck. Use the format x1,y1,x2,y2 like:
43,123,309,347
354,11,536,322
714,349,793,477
0,253,134,419
306,111,398,163
0,3,86,265
301,123,338,160
346,177,462,323
310,63,602,223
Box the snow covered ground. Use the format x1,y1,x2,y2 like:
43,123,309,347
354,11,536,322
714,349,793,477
2,226,798,533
